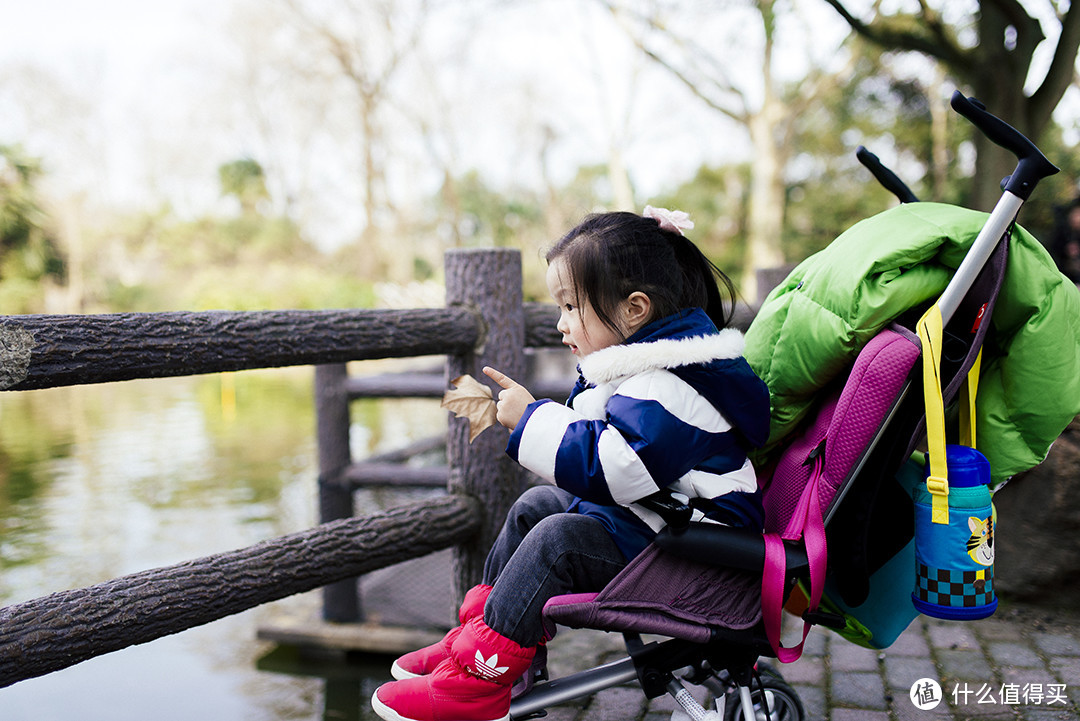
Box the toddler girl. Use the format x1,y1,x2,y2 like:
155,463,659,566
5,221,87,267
372,206,770,721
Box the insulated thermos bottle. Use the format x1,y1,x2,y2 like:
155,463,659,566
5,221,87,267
912,445,997,620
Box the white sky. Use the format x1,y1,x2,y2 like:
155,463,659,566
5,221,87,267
0,0,234,206
0,0,785,248
18,0,1068,251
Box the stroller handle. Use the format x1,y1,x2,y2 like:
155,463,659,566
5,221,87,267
856,146,919,203
950,91,1059,200
936,92,1059,324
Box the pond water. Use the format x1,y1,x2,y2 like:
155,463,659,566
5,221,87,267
0,367,449,721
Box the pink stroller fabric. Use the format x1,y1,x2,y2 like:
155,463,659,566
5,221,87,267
761,325,922,661
765,326,922,536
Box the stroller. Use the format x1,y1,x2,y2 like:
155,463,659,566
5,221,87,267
507,92,1070,721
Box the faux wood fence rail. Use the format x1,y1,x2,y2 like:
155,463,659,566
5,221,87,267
0,495,480,688
0,307,479,390
0,248,534,687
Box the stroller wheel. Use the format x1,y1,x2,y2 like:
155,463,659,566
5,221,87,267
753,661,784,681
723,674,804,721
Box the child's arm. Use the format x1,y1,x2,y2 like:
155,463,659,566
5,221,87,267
503,371,747,507
483,366,536,429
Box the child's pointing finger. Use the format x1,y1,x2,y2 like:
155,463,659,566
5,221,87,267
482,366,535,429
483,366,520,389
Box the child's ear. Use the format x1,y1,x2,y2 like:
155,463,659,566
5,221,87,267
623,292,652,333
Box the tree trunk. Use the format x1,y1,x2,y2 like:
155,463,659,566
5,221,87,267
968,7,1030,212
929,67,949,201
745,108,786,290
743,4,786,298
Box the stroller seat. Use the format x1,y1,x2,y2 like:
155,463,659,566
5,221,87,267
543,543,763,643
522,521,812,720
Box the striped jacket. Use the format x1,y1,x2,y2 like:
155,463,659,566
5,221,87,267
506,308,771,560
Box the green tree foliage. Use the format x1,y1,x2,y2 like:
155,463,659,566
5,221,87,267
783,46,946,258
449,170,544,248
784,33,1074,252
218,157,270,215
23,153,377,313
97,210,375,312
10,67,1076,317
430,166,618,300
0,145,65,312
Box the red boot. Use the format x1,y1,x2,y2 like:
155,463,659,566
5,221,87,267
391,584,492,680
372,616,536,721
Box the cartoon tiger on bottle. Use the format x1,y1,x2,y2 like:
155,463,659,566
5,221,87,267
966,514,994,566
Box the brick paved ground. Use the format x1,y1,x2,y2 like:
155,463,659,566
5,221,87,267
529,599,1080,721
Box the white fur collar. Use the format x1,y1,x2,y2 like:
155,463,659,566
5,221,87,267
578,328,745,385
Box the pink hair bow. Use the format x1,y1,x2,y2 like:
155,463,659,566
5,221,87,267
643,205,694,235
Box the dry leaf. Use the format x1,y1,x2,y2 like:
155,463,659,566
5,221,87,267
442,374,498,443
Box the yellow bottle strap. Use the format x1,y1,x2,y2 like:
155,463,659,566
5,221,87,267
916,306,950,525
916,305,983,524
959,350,981,448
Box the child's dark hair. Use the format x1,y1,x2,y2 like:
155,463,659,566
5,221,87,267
545,211,736,334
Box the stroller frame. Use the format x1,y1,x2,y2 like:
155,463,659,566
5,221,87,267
508,92,1059,721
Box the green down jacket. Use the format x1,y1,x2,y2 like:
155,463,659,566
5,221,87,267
745,201,1080,487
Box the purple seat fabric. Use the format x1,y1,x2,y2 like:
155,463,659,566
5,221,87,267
543,544,761,643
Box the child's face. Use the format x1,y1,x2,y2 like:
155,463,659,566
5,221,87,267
546,258,624,358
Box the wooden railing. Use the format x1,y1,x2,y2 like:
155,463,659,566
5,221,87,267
0,247,756,688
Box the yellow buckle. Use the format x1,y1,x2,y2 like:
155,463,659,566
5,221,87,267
926,475,949,496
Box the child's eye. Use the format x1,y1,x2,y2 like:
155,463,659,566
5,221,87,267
564,303,575,312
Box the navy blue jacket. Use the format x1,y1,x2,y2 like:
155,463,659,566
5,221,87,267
507,308,770,560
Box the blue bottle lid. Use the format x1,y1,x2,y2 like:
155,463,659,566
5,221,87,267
924,445,990,488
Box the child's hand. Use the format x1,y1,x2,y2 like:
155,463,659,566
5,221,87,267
482,366,536,429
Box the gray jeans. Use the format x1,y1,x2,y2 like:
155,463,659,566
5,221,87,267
482,485,629,647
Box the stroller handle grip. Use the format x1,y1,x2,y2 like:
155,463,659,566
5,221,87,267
856,146,919,203
950,91,1059,200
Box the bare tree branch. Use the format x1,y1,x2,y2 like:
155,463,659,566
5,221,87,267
820,0,974,74
985,0,1043,33
598,0,749,123
1028,0,1080,127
